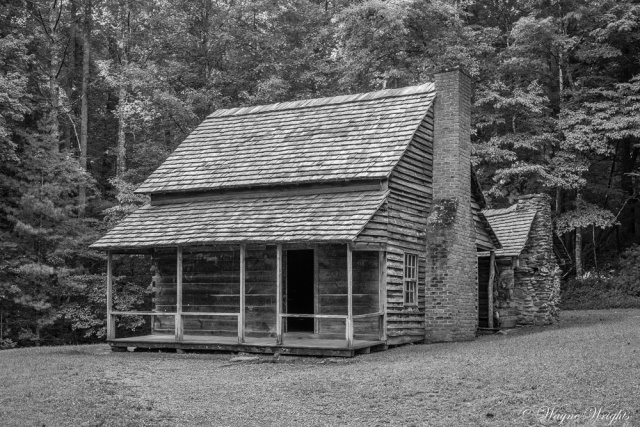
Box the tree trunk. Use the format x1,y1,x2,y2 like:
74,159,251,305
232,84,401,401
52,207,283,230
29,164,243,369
48,2,61,150
202,0,211,84
575,227,583,279
79,0,91,216
575,190,583,279
620,139,639,237
116,0,130,180
116,85,127,179
65,1,77,152
592,225,598,277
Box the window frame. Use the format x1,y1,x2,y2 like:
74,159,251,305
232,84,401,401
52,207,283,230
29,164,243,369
403,253,418,307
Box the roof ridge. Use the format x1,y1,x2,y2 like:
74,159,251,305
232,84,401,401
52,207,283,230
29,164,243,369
209,83,435,118
483,204,518,216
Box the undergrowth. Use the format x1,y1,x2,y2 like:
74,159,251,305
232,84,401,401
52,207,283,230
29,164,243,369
562,244,640,310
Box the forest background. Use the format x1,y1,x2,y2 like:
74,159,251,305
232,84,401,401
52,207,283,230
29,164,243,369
1,0,640,348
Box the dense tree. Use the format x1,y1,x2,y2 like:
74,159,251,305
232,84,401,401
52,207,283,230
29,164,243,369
2,0,640,346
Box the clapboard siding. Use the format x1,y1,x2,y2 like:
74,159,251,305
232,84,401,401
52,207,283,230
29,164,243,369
384,108,433,337
356,201,389,243
473,198,494,250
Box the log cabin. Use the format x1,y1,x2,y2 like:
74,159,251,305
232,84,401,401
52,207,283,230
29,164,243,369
91,68,501,357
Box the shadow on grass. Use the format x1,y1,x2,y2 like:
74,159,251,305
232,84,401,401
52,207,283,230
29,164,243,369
492,308,639,339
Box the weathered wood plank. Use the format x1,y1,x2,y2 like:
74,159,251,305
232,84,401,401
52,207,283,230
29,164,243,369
383,110,433,339
346,244,353,348
276,244,283,345
175,247,184,342
106,251,115,340
379,251,387,341
239,244,246,343
488,251,495,328
314,245,319,334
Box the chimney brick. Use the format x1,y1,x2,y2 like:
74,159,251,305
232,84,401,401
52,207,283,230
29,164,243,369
425,68,478,342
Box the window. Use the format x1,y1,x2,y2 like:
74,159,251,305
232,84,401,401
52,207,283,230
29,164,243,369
403,253,418,306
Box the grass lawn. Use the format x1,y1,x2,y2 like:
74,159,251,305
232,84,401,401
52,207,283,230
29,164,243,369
1,309,639,427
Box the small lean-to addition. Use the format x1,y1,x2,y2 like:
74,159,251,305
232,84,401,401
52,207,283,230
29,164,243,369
479,195,563,328
92,69,502,357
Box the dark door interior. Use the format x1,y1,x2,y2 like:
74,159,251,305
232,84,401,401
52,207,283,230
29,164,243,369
286,249,314,332
478,257,490,328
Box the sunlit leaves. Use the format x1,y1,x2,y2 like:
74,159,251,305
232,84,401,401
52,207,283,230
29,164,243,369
556,200,618,234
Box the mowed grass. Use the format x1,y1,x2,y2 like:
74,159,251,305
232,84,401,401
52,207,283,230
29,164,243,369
1,310,639,427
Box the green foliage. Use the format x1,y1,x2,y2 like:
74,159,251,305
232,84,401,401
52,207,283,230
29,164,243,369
610,244,640,297
562,245,640,309
427,198,458,228
334,0,494,90
2,0,640,347
555,200,618,234
102,178,149,228
561,275,640,310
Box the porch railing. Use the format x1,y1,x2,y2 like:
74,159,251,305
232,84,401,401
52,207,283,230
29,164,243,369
106,243,388,349
279,310,385,347
109,311,243,343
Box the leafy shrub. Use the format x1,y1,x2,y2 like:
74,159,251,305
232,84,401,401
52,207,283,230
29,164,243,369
0,338,17,350
610,244,640,297
561,245,640,310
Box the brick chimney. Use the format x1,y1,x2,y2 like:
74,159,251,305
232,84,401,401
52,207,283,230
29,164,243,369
425,67,477,342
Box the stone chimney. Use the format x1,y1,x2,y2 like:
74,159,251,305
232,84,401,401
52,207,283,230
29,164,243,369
425,67,477,342
513,193,560,324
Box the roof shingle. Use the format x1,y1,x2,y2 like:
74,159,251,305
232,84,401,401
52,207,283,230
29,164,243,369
482,205,536,257
90,190,388,250
135,84,435,194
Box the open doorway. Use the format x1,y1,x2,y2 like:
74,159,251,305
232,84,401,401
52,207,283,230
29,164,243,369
478,256,491,328
286,249,315,332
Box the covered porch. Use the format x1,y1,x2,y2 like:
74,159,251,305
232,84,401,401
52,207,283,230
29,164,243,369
106,243,387,357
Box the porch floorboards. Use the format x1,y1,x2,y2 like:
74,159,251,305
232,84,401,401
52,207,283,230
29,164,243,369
109,334,385,357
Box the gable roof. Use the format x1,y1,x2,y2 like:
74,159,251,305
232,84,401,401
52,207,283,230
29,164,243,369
482,204,537,257
136,84,435,195
90,189,388,250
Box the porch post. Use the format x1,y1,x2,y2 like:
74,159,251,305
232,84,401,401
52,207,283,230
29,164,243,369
175,246,183,342
313,245,319,334
238,244,246,344
276,244,283,345
488,250,496,328
106,250,115,340
346,244,353,348
378,250,387,342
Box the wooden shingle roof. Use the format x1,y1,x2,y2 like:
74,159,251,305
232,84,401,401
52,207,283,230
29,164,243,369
90,190,388,250
482,205,537,257
135,84,435,195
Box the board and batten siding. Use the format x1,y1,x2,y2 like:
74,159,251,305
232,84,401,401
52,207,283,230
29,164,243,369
385,109,433,342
